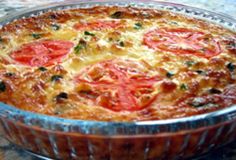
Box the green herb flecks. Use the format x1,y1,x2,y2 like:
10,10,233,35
38,67,47,72
208,88,222,94
180,84,188,91
134,23,142,30
226,62,235,72
74,45,84,54
74,39,87,55
0,81,6,93
185,61,195,67
32,33,42,39
188,97,219,108
51,24,60,31
108,37,113,42
84,31,95,36
4,72,15,77
118,41,125,47
55,92,68,102
51,75,63,82
166,72,174,78
195,70,206,75
170,21,178,25
56,92,68,99
110,11,122,19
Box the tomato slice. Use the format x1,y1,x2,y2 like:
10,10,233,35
10,40,74,67
74,20,121,31
75,59,161,111
143,28,221,58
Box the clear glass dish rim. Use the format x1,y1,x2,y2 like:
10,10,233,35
0,0,236,135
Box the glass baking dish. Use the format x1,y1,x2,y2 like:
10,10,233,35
0,0,236,159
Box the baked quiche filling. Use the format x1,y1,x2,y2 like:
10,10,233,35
0,6,235,121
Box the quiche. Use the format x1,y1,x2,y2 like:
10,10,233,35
0,6,235,122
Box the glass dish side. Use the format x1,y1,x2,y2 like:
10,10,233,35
0,0,236,159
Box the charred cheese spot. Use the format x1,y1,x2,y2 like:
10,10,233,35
160,80,177,93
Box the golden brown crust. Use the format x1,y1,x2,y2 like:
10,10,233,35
0,6,231,36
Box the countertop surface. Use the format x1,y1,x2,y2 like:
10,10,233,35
0,0,235,159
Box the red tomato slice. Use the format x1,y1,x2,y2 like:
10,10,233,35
75,59,161,111
143,28,221,58
10,40,74,67
74,20,121,31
